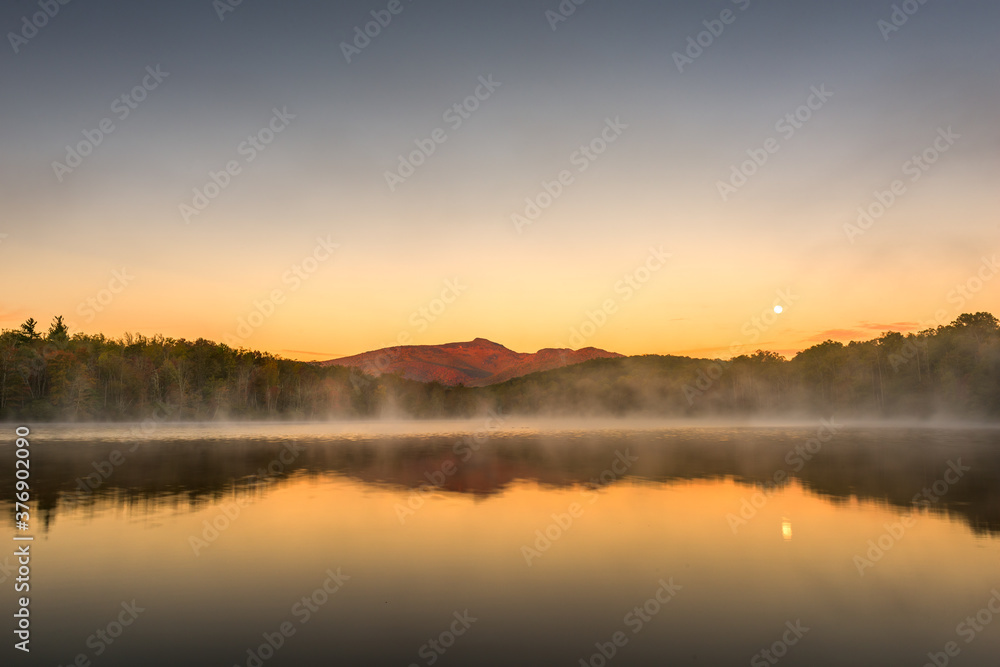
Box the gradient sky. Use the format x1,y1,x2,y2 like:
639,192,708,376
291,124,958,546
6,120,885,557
2,0,998,359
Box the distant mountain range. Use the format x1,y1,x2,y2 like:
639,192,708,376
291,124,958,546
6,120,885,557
321,338,622,386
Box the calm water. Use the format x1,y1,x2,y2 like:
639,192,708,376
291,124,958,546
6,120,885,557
3,421,999,666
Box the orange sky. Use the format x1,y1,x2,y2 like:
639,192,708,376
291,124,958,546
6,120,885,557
3,0,998,361
4,210,997,361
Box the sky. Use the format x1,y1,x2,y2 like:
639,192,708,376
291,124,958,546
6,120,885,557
1,0,998,360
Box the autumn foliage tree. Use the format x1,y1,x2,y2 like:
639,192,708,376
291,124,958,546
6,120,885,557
1,313,998,421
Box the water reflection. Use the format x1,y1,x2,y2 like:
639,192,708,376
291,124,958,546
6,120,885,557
5,423,1000,534
3,423,999,666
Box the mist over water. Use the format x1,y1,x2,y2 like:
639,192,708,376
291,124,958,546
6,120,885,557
4,422,999,666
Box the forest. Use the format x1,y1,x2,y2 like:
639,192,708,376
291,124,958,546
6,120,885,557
1,312,998,421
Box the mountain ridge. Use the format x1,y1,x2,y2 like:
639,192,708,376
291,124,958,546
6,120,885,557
321,337,622,386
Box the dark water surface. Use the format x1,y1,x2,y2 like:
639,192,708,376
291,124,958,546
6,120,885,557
3,421,999,666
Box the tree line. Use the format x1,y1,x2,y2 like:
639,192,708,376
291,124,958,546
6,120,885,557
1,312,998,421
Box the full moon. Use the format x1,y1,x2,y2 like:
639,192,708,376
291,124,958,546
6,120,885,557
774,305,783,314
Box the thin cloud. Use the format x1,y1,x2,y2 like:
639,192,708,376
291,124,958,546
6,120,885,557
856,321,919,331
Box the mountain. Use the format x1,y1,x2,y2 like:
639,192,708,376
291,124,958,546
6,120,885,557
321,338,623,386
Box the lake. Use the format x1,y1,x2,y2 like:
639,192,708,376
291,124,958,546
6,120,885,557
4,420,999,666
